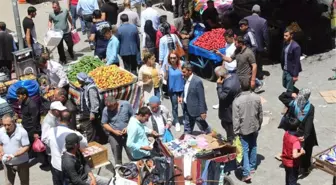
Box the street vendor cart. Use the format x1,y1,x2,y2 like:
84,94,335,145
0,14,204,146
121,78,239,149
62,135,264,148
312,145,336,185
189,35,226,81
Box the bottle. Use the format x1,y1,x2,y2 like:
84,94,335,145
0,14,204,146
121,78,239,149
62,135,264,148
218,165,225,185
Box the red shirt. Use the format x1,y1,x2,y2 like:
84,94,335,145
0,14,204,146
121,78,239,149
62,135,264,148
282,131,301,167
156,25,179,48
71,0,78,6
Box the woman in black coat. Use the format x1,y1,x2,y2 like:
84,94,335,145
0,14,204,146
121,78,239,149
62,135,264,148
279,88,318,175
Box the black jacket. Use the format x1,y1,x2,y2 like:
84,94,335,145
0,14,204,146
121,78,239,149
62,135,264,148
62,151,91,185
217,74,241,122
278,92,318,147
21,98,40,134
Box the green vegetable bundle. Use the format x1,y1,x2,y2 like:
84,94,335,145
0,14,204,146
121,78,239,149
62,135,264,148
67,56,104,82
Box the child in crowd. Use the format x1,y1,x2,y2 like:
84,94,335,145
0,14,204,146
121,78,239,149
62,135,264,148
281,120,306,185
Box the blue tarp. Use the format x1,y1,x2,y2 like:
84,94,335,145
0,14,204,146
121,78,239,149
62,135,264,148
6,80,40,101
188,35,227,63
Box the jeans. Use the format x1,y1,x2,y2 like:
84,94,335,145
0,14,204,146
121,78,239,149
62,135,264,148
4,162,29,185
240,132,258,177
82,14,93,41
284,166,299,185
57,32,74,63
154,88,160,99
108,134,128,165
282,71,299,93
69,5,85,30
169,92,182,124
51,166,64,185
183,103,211,134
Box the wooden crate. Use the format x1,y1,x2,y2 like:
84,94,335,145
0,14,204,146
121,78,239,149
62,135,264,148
312,144,336,176
83,142,108,168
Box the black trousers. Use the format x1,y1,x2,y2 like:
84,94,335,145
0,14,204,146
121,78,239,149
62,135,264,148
81,117,97,142
174,0,189,18
57,32,74,63
256,51,263,79
301,144,313,170
284,166,299,185
51,166,64,185
221,120,234,142
121,55,137,75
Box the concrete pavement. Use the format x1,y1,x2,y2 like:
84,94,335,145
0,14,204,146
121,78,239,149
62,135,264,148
1,1,336,185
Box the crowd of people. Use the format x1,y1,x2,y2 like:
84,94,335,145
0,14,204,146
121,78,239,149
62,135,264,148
0,0,321,185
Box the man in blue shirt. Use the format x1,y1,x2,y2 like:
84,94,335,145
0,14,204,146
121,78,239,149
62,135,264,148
126,107,159,160
77,0,99,48
102,26,120,66
101,96,133,165
90,10,110,60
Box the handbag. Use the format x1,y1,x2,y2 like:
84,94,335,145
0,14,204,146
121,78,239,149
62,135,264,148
71,30,80,45
173,35,186,57
162,129,174,143
116,163,139,179
32,138,46,153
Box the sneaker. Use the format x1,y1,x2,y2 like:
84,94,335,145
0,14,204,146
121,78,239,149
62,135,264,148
254,81,264,93
175,122,181,132
212,104,219,109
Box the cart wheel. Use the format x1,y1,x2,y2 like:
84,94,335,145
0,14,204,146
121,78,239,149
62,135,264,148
199,60,217,82
223,176,235,185
333,176,336,185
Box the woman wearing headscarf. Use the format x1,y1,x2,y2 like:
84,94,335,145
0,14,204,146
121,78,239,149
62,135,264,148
77,72,101,142
143,20,157,55
279,88,318,176
159,22,183,72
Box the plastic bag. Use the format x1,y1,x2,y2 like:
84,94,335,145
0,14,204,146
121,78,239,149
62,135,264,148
32,138,46,153
162,129,174,143
233,136,243,163
6,80,40,101
71,30,80,45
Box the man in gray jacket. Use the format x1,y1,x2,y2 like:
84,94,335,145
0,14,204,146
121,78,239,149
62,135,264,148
232,79,263,182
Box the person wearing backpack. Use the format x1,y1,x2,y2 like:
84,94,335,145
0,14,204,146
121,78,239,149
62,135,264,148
77,72,102,142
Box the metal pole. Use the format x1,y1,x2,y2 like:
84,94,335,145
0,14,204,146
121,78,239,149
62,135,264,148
11,0,24,50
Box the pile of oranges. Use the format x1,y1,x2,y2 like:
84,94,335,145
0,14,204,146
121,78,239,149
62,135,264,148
89,65,134,89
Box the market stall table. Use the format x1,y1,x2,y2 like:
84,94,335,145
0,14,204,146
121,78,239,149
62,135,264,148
312,145,336,185
189,35,226,81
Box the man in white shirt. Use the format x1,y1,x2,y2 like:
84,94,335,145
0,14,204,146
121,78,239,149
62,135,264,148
141,0,160,32
0,114,30,185
45,110,88,185
213,29,237,109
147,96,173,136
37,51,70,91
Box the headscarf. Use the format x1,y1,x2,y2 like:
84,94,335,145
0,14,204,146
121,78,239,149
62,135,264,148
292,88,311,121
144,20,156,44
77,72,94,84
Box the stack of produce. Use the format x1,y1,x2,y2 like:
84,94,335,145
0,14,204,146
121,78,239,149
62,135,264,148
0,83,7,94
193,28,226,50
67,56,104,86
20,74,36,81
89,65,134,89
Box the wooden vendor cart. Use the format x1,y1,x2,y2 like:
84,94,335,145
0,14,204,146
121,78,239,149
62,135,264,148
312,145,336,185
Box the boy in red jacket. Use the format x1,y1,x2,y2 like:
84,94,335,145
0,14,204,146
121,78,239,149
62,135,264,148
281,120,305,185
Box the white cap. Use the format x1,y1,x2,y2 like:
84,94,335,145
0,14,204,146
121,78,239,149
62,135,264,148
50,101,67,111
252,4,261,12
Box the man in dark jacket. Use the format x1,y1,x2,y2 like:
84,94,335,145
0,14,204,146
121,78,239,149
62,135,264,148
54,88,77,130
202,0,219,31
179,63,211,134
245,5,269,79
16,87,41,157
117,14,140,75
62,133,110,185
215,66,240,142
0,22,15,78
281,28,301,94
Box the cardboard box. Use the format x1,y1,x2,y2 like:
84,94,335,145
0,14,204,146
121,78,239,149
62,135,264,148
82,142,108,168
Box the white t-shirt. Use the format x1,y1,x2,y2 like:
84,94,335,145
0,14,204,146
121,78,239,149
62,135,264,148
46,125,88,171
224,42,237,71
